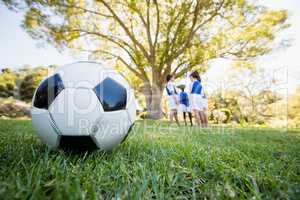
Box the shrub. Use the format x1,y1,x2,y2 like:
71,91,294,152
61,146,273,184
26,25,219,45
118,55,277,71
0,98,30,118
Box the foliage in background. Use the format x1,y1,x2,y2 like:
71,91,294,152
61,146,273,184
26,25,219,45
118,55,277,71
209,89,282,125
19,67,49,102
0,65,55,101
0,97,30,118
0,68,17,98
207,68,284,126
288,87,300,127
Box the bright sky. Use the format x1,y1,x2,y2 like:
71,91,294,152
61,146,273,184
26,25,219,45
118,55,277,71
0,1,299,93
0,4,77,68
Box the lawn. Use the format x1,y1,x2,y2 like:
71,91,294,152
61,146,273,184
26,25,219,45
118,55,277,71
0,119,300,199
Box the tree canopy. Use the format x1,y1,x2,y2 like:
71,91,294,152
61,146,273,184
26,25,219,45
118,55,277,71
2,0,289,118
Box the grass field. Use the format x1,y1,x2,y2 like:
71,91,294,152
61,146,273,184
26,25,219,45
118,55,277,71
0,119,300,199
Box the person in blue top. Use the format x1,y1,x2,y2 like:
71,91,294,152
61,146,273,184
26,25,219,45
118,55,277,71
189,71,208,127
178,86,193,126
165,74,180,126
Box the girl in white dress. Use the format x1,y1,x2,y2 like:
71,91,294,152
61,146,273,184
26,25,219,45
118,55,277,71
189,71,208,127
165,74,180,126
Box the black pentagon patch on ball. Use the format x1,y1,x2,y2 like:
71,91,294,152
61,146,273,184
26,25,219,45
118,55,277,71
33,74,64,109
59,136,98,151
94,77,127,111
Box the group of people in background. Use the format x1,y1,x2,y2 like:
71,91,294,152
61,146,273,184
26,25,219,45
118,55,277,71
165,71,208,128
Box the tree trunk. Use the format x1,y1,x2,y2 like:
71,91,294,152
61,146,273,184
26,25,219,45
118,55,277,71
139,66,165,119
147,89,163,119
143,84,163,119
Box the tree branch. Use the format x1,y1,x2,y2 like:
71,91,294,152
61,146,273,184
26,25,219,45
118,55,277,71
172,0,224,61
56,2,113,18
97,0,151,63
86,48,148,81
153,0,160,51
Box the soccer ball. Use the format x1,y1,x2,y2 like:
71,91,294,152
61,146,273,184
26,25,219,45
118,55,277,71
31,62,136,151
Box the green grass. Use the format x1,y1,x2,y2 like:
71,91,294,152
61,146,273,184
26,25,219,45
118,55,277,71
0,119,300,199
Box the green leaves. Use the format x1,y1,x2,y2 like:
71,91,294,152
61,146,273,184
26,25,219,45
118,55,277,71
2,0,289,78
19,67,48,101
0,69,17,98
23,8,42,29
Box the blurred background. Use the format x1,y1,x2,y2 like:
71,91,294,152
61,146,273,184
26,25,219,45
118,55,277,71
0,0,299,127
